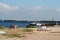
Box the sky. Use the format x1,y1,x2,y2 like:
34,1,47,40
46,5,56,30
0,0,60,21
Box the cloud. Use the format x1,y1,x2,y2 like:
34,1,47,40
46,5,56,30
25,7,60,20
34,6,45,10
0,3,60,21
0,2,19,11
26,6,45,11
33,7,60,12
55,9,60,12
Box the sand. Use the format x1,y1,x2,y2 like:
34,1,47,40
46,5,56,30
0,26,60,40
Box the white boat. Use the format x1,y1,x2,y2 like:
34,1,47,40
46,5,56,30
36,23,42,26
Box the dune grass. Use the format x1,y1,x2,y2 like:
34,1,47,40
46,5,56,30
22,28,33,32
0,26,5,29
50,31,60,33
2,34,25,38
0,28,34,38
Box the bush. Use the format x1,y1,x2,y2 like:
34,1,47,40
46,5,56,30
45,23,55,26
0,26,5,29
26,25,34,28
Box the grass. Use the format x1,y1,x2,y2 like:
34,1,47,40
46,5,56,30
0,26,5,29
1,28,33,38
50,31,60,33
22,28,33,32
3,34,25,38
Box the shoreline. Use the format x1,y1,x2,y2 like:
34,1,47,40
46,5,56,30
0,27,60,40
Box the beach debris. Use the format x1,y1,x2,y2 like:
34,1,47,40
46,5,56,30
0,31,6,34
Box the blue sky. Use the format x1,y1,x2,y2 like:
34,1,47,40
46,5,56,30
0,0,60,8
0,0,60,21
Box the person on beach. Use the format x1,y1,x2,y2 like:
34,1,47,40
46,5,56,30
41,23,47,31
37,23,47,31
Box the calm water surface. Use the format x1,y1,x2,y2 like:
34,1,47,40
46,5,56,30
0,21,31,28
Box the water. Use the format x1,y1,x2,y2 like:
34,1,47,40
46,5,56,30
0,21,31,28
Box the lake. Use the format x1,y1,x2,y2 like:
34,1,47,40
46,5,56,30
0,21,31,28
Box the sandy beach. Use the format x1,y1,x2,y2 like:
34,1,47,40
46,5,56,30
0,26,60,40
